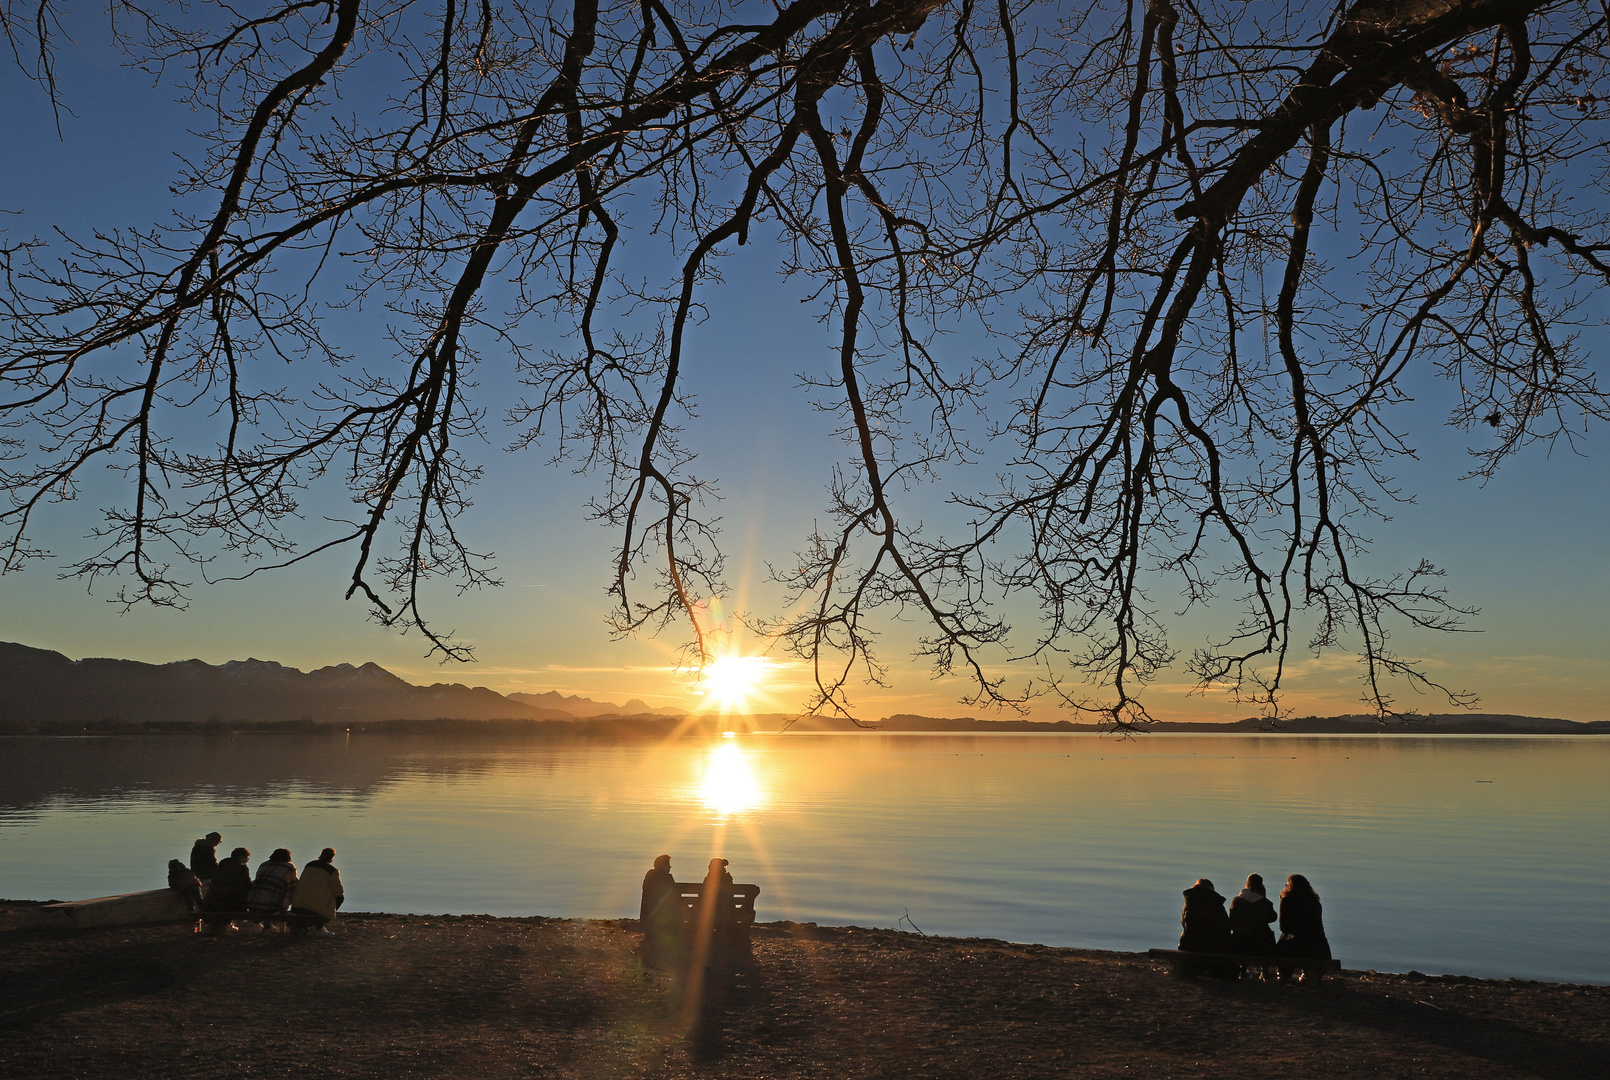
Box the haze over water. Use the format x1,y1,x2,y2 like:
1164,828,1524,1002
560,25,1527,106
1,733,1604,984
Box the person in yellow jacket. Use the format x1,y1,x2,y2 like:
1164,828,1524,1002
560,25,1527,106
289,847,345,935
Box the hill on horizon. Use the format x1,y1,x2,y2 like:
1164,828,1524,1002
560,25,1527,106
0,641,654,728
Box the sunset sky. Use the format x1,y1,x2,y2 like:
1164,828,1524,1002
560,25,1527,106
2,13,1607,724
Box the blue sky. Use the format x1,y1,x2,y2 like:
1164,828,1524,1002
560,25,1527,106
1,11,1606,722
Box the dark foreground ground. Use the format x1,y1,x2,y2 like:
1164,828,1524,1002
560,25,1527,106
1,907,1605,1079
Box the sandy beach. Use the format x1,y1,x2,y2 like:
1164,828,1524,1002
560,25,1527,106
1,904,1604,1079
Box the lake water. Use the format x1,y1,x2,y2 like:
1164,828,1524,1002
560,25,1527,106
1,732,1605,984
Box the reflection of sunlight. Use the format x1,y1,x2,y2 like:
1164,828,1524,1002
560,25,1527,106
698,655,770,713
700,742,764,815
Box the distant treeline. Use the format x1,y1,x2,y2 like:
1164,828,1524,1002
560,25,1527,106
880,713,1610,734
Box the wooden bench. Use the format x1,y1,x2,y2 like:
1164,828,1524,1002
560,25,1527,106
201,909,326,934
1148,948,1341,981
668,882,760,935
641,882,760,969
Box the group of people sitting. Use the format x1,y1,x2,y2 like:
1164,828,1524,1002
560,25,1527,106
1180,873,1330,959
167,831,345,935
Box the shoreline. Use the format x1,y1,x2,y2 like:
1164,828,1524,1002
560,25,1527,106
3,907,1606,1079
4,900,1603,988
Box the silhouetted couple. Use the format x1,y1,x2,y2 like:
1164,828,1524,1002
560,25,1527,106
638,855,739,969
1180,874,1331,959
641,855,735,917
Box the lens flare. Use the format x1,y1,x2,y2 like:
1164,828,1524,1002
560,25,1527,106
699,741,762,815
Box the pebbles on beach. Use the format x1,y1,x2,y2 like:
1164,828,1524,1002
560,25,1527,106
1,909,1606,1079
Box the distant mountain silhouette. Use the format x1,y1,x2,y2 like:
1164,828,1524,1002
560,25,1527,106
506,690,683,718
876,713,1609,734
2,637,1600,734
0,641,577,727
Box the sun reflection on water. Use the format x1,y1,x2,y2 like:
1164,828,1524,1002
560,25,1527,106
699,741,764,815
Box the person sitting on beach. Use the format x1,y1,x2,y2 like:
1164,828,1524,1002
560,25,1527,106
190,832,223,882
1276,874,1332,960
1228,873,1278,956
288,847,345,935
202,847,252,933
167,859,204,916
1179,878,1232,953
641,855,676,924
245,848,299,929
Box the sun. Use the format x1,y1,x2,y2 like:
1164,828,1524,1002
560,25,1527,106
699,655,770,712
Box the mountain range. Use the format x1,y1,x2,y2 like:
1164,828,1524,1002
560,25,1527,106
0,641,676,728
1,640,1602,734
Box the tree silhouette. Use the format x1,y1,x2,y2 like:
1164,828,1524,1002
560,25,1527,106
2,0,1606,724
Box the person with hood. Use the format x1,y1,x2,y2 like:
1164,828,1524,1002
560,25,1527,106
167,859,204,916
289,847,345,934
695,857,743,965
1276,874,1332,960
202,847,252,933
1179,878,1233,953
1228,873,1279,956
189,832,223,881
703,858,735,913
640,855,676,923
699,857,741,943
245,848,299,929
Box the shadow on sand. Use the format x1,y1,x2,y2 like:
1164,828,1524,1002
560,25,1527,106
1181,971,1610,1079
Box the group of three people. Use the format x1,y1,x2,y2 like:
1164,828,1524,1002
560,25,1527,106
178,832,345,934
1181,873,1330,959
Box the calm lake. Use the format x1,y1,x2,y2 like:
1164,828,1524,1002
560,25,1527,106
1,733,1605,984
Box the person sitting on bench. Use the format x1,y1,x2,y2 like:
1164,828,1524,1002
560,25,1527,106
202,847,252,933
288,847,344,935
1228,873,1278,956
1276,874,1331,960
1179,878,1232,953
246,848,299,930
638,855,679,967
703,858,736,924
641,855,675,923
